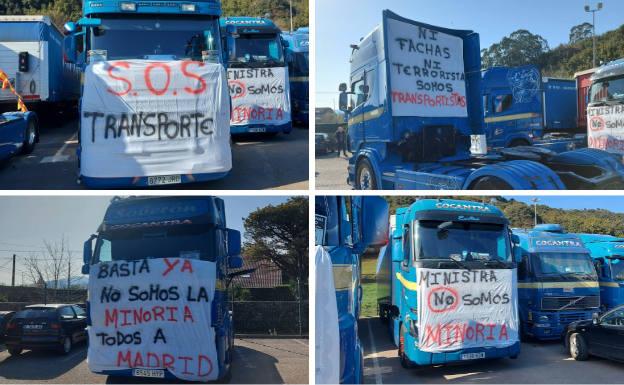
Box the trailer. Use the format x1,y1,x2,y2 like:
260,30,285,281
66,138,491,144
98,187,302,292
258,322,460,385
339,10,624,190
0,16,79,111
482,65,585,151
578,233,624,311
574,67,597,132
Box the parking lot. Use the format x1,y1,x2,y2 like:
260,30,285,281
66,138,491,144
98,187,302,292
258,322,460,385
361,317,624,384
0,338,309,384
315,153,350,190
0,117,309,190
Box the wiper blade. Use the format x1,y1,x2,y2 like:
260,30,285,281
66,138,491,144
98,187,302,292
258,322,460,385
483,259,508,268
447,258,471,271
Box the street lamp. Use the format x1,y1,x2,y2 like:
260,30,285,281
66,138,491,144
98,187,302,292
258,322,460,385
585,2,603,68
531,198,540,227
289,0,293,32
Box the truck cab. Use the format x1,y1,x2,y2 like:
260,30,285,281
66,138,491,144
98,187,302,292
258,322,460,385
578,234,624,311
315,196,388,384
282,27,309,127
378,199,520,368
82,196,243,382
513,224,600,341
221,17,292,135
482,65,585,152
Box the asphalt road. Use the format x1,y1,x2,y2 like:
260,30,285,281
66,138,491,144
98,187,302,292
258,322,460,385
361,317,624,384
315,152,350,190
0,117,309,190
0,338,309,384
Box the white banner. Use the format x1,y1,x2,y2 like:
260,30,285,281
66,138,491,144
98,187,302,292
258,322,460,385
87,258,218,382
81,60,231,178
588,105,624,154
416,268,518,352
386,17,468,117
227,67,291,126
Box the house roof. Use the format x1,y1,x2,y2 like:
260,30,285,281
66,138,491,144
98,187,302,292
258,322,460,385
231,259,282,288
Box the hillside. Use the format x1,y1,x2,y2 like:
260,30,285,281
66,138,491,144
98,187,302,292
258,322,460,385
0,0,308,31
384,196,624,237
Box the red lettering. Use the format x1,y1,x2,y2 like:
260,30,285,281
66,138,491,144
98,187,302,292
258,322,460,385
107,61,132,96
181,61,207,95
181,260,194,274
105,308,118,327
117,350,132,367
475,323,485,341
162,353,175,369
153,306,165,321
486,324,496,340
167,306,178,322
198,355,213,377
499,324,508,340
179,356,193,375
145,63,171,96
147,352,160,368
184,305,195,322
133,352,144,367
163,258,180,276
120,309,131,326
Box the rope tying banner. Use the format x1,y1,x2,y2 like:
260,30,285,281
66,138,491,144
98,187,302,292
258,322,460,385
0,69,28,113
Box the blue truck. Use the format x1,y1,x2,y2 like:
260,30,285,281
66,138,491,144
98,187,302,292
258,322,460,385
577,234,624,311
64,0,231,188
315,196,388,384
221,17,292,135
81,196,243,382
482,65,585,151
377,199,520,368
0,16,80,112
339,10,624,190
282,27,309,127
513,224,600,341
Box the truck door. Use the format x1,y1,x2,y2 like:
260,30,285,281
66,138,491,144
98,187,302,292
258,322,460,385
487,91,518,147
348,72,367,150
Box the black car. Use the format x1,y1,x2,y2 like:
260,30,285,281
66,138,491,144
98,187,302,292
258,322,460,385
315,133,334,155
564,304,624,362
4,304,88,356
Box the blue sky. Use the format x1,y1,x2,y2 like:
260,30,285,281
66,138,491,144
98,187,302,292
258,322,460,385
0,196,292,285
316,0,624,108
504,196,624,213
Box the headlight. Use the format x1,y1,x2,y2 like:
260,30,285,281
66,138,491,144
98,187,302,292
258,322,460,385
538,315,549,322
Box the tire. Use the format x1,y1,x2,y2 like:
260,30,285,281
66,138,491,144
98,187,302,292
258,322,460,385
398,324,415,369
509,139,530,148
355,158,378,190
569,333,589,361
7,346,22,356
21,118,37,155
470,176,513,190
58,336,72,355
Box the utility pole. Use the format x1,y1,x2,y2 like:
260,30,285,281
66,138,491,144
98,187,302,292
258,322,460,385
289,0,293,32
11,254,15,287
585,2,604,68
67,259,71,289
532,198,540,226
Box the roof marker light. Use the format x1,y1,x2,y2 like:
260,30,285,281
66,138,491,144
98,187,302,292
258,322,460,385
120,2,137,11
181,4,196,12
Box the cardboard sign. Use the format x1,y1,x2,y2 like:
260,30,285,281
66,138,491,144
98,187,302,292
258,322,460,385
588,105,624,155
416,268,518,352
87,258,218,382
386,17,468,118
80,60,231,179
227,67,291,126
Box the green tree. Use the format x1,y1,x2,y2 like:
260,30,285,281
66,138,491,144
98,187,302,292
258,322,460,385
481,29,549,69
569,22,593,44
243,197,308,283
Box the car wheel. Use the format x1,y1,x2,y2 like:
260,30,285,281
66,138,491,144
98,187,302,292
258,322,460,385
569,333,589,361
21,119,37,154
355,158,378,190
7,346,23,356
59,336,72,355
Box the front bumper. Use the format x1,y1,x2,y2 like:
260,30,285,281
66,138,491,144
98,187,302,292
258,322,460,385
230,122,292,134
525,310,595,340
4,335,63,349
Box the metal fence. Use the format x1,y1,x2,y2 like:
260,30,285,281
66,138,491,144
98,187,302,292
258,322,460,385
232,300,309,337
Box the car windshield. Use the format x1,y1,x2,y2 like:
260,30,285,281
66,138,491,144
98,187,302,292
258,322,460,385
15,308,56,318
414,220,511,261
589,76,624,104
93,225,217,263
231,33,284,65
90,16,221,61
532,253,597,278
610,259,624,281
289,52,309,77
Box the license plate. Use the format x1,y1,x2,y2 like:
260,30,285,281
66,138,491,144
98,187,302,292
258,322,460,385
23,324,43,329
133,369,165,378
148,175,181,186
249,127,267,133
461,352,485,360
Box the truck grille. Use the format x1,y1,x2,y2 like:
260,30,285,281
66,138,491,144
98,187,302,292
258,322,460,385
559,313,589,324
541,296,599,310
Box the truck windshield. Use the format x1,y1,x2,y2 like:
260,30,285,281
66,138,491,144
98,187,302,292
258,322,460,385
532,253,597,279
230,33,284,66
610,259,624,281
93,225,216,263
289,52,309,77
414,220,511,261
589,76,624,104
90,16,221,61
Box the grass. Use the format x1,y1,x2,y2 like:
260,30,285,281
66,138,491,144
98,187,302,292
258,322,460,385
361,255,378,318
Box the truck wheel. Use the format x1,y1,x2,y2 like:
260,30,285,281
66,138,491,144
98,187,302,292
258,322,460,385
7,346,22,356
510,139,530,147
356,158,378,190
21,118,37,154
470,176,512,190
399,324,415,369
569,333,589,361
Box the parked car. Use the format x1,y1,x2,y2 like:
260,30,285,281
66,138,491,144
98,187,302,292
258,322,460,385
4,304,87,355
0,311,16,343
565,304,624,362
315,133,334,155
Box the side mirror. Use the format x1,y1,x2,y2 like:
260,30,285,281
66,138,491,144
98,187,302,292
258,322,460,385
82,235,96,274
592,312,600,325
227,229,241,257
339,92,349,112
389,305,400,318
358,196,389,248
361,85,370,95
63,35,77,64
339,83,348,92
228,255,243,269
511,234,520,245
282,39,290,48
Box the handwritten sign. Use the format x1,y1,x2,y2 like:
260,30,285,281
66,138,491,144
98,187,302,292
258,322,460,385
588,105,624,155
386,17,467,117
87,258,218,382
416,268,518,352
227,67,291,126
80,60,231,179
